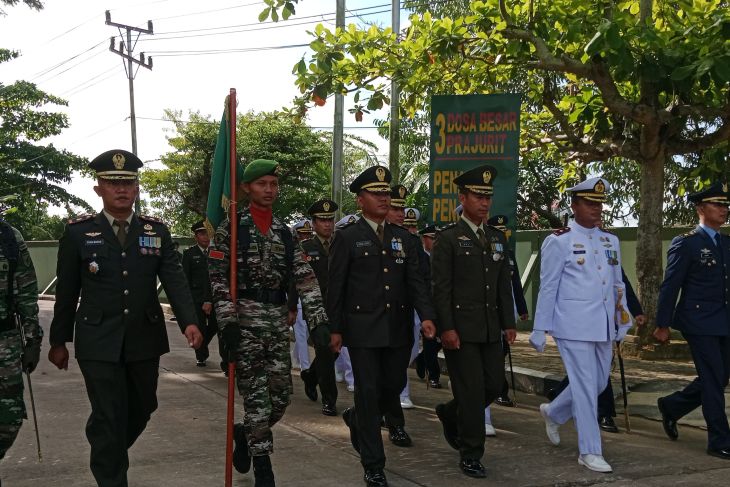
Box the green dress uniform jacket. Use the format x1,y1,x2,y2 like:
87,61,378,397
49,212,198,362
181,245,213,305
431,219,516,342
327,218,436,348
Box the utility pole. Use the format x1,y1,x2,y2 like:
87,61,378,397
106,10,153,213
331,0,345,218
389,0,400,184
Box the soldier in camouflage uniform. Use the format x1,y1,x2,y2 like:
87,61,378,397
0,218,42,467
208,159,328,487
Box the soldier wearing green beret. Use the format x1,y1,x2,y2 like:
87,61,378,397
48,149,203,487
208,159,328,486
0,210,42,476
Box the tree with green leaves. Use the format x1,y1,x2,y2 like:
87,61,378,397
273,0,730,347
141,110,378,235
1,0,92,239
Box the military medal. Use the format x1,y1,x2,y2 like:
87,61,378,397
88,261,100,274
144,223,153,231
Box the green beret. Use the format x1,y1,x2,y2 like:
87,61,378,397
242,159,280,183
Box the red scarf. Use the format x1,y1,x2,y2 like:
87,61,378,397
249,203,272,235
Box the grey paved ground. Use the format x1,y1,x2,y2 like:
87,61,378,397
2,301,730,486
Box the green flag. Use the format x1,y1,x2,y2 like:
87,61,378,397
205,109,241,236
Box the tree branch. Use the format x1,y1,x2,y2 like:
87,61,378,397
666,120,730,155
517,193,563,228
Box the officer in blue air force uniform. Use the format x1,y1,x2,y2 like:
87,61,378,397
530,177,630,474
654,181,730,460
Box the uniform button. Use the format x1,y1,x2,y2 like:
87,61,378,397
364,252,369,256
122,270,128,277
124,289,129,296
384,267,389,273
124,309,129,315
121,252,126,258
382,250,386,255
696,304,700,309
483,251,487,255
84,316,88,321
385,285,390,290
356,305,360,310
455,304,460,309
386,303,391,309
486,285,490,290
465,251,470,255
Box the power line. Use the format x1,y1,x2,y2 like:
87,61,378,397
135,116,383,130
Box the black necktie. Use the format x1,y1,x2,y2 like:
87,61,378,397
322,239,330,255
115,219,128,246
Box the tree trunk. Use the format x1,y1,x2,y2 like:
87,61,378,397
635,149,665,346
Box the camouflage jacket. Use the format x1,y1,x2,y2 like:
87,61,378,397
0,222,41,341
209,207,328,329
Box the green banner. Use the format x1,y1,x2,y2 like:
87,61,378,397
429,94,521,231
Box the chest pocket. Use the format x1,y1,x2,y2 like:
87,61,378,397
82,244,109,260
353,243,378,259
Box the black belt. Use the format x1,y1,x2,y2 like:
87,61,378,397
238,288,286,305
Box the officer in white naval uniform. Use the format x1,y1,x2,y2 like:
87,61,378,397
530,177,631,473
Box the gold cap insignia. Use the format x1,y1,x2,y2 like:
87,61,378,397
112,153,126,170
723,182,728,193
303,221,311,230
144,224,153,230
323,201,330,212
497,216,504,224
407,209,415,219
594,180,606,193
376,167,386,182
399,186,406,198
483,170,492,184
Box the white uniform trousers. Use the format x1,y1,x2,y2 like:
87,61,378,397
293,300,311,370
545,338,613,455
400,312,422,401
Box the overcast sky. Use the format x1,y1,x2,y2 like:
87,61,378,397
1,0,403,212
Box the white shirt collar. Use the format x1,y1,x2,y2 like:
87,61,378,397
461,214,484,235
568,219,597,235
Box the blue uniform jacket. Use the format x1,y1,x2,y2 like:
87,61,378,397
656,226,730,336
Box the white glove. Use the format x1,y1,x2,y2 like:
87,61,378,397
529,330,546,352
615,325,630,343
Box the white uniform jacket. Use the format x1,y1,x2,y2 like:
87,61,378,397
533,220,629,342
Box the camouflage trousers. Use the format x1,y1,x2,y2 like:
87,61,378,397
0,330,25,459
234,300,292,456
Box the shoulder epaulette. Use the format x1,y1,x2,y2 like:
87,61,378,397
337,220,357,230
436,222,458,233
552,226,571,236
139,214,165,224
679,228,699,239
68,214,93,224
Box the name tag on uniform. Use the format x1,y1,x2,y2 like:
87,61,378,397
356,240,372,247
458,241,473,248
307,250,320,256
573,250,586,254
700,248,716,266
84,239,104,246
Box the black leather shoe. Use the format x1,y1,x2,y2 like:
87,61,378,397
388,425,413,447
657,397,678,440
301,369,318,402
707,448,730,460
252,455,275,487
363,469,388,486
429,379,442,389
460,459,487,478
435,403,460,450
495,396,515,407
322,403,338,417
196,359,207,367
598,416,619,433
342,407,360,453
232,423,251,473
